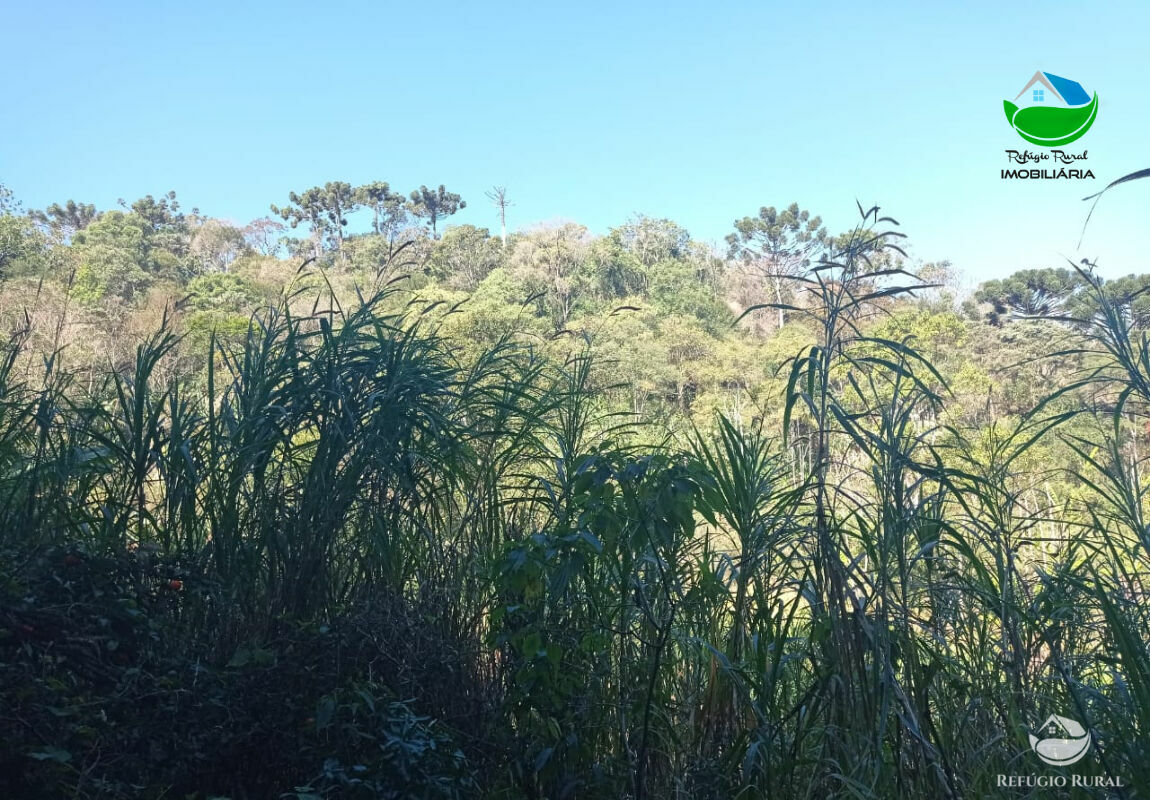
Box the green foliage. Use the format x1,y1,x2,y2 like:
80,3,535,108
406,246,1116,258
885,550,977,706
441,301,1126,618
30,199,100,241
409,184,466,239
726,202,829,330
354,180,409,241
593,216,694,298
127,190,192,257
726,202,827,266
0,212,48,278
426,224,504,290
0,182,18,214
492,442,705,798
71,210,154,302
614,215,690,267
647,257,731,329
975,266,1085,322
509,223,594,330
291,688,475,799
272,181,360,257
974,265,1150,328
189,218,247,272
186,271,263,313
182,273,267,354
129,190,185,233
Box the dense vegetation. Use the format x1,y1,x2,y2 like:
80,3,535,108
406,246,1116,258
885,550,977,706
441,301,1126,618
2,180,1149,798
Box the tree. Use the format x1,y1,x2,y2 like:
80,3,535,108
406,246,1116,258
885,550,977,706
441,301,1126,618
976,267,1150,327
485,186,512,246
427,224,504,290
408,185,466,239
271,182,359,258
272,188,325,259
186,271,263,313
974,267,1086,324
72,211,153,302
726,203,828,330
596,216,692,297
1095,273,1150,327
126,191,185,230
615,215,690,268
30,200,99,241
0,184,48,280
509,223,592,329
0,214,47,279
190,219,247,272
315,181,358,255
354,181,409,242
647,258,731,331
242,217,287,256
0,183,17,215
121,191,194,258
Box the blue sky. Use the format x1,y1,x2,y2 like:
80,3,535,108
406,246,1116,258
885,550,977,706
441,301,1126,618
2,0,1148,287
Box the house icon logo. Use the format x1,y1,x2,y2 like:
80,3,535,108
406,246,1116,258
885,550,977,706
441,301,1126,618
1004,71,1099,147
1029,714,1092,766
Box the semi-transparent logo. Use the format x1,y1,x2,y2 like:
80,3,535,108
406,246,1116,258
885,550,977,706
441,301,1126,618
1029,714,1091,766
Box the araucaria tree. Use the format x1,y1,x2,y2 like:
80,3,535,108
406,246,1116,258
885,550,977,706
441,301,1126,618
727,202,827,330
31,200,100,242
354,181,409,242
408,184,466,239
271,181,359,258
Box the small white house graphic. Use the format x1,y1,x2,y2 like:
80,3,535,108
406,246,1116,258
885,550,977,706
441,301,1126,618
1014,71,1092,109
1029,714,1092,766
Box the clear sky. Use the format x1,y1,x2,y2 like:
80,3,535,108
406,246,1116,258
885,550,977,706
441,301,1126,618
2,0,1148,287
